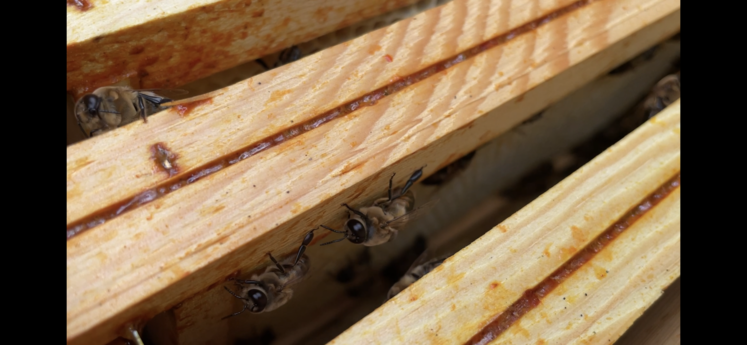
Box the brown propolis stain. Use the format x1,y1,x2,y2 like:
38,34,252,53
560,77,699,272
68,0,93,11
67,0,601,240
464,172,680,345
151,143,180,177
174,98,213,117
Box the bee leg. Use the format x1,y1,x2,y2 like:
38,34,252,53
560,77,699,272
137,96,148,123
396,166,426,200
387,173,396,201
293,228,316,266
268,253,286,273
341,203,367,219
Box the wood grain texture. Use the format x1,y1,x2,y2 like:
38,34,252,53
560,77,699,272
171,287,232,345
66,0,681,344
66,0,680,234
492,186,679,345
329,100,680,344
66,0,421,97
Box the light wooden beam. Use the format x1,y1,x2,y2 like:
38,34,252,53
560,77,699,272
66,0,422,97
330,100,680,344
66,0,680,344
66,0,680,236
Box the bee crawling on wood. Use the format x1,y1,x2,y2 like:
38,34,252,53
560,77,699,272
74,87,186,137
387,250,451,299
320,167,435,247
222,229,315,318
255,45,302,71
644,72,680,119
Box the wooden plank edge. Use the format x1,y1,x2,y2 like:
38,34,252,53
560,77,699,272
66,0,423,96
328,100,680,343
67,0,611,224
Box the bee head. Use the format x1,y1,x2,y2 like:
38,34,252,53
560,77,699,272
344,218,368,244
247,288,269,313
82,94,102,118
320,204,371,246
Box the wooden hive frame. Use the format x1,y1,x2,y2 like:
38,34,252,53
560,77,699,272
66,0,680,344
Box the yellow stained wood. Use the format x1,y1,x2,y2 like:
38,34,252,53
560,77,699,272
494,187,680,344
66,0,680,344
329,100,680,343
66,0,421,96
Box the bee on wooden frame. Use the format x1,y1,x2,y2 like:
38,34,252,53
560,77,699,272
255,45,302,71
74,87,185,137
320,167,435,247
222,229,315,318
644,72,680,118
387,251,451,299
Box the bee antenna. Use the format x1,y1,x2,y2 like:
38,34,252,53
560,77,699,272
221,304,249,320
320,237,347,246
320,225,345,234
224,286,246,300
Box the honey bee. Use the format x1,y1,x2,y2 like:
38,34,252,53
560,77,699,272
255,45,302,70
387,252,449,299
320,167,434,247
644,72,680,118
222,229,315,318
74,87,184,137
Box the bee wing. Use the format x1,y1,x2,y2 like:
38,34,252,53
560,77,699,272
136,88,189,98
278,260,312,289
135,89,190,107
404,248,434,274
279,273,308,290
382,198,440,230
